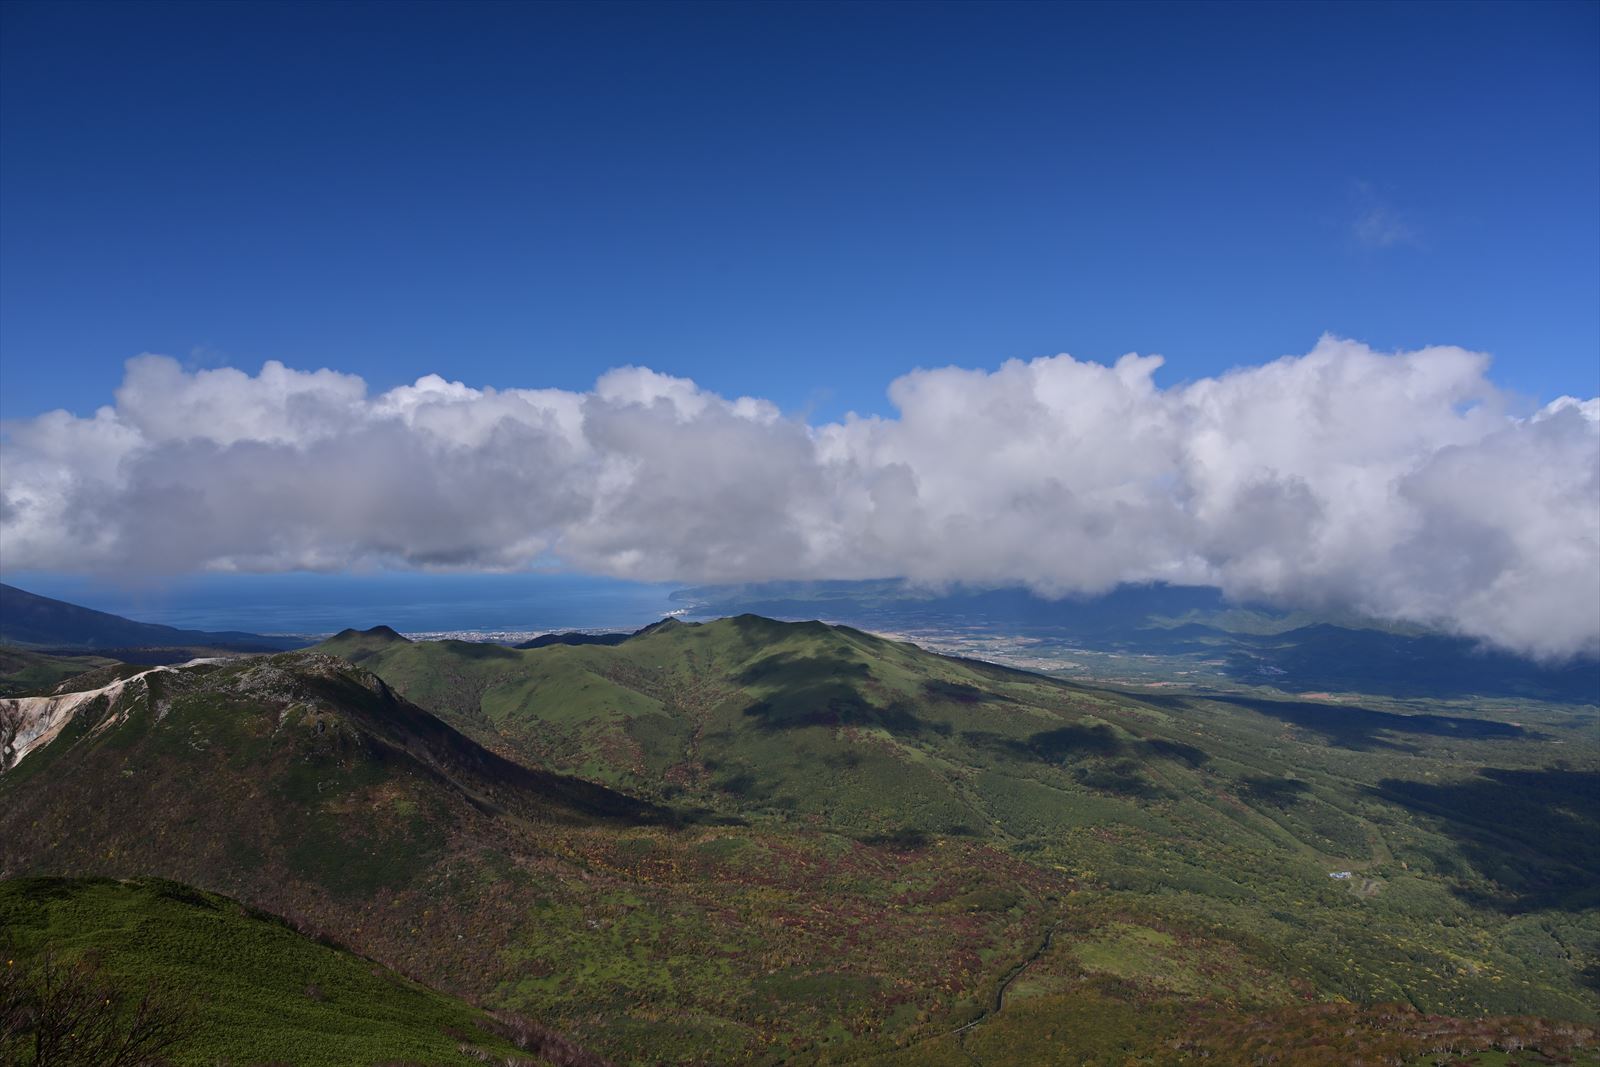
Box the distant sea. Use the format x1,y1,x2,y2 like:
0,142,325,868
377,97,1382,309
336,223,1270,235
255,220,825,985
2,571,689,637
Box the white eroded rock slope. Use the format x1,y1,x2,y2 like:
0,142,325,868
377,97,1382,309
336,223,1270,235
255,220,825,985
0,659,224,770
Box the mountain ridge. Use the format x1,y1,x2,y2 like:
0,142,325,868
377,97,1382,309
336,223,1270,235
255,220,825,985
0,582,306,653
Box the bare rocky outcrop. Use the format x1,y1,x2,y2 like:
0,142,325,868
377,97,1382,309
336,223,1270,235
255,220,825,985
0,658,223,771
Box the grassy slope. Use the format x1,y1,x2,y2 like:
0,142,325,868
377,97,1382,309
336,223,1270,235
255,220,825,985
0,876,526,1067
0,646,120,697
324,615,1192,828
322,617,1600,1030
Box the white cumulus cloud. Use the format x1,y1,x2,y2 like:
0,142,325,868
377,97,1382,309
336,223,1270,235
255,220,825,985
2,337,1596,660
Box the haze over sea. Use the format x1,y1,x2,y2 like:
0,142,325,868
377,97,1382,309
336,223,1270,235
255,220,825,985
4,571,683,637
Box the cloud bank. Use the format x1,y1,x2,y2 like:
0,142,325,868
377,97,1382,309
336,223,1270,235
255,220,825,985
3,337,1597,659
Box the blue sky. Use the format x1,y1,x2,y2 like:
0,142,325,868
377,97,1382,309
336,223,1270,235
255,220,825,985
3,2,1599,658
2,0,1596,423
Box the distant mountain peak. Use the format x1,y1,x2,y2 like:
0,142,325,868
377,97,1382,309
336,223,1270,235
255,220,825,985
335,625,409,642
318,626,413,661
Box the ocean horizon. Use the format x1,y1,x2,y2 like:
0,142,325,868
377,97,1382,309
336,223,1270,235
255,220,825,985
1,571,690,636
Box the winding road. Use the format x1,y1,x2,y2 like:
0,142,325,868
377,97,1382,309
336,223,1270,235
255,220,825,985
949,917,1066,1064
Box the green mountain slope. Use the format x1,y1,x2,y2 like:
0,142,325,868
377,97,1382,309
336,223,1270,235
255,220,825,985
0,582,304,652
4,620,1596,1062
318,616,1600,1028
0,652,664,910
322,614,1189,831
0,876,552,1067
